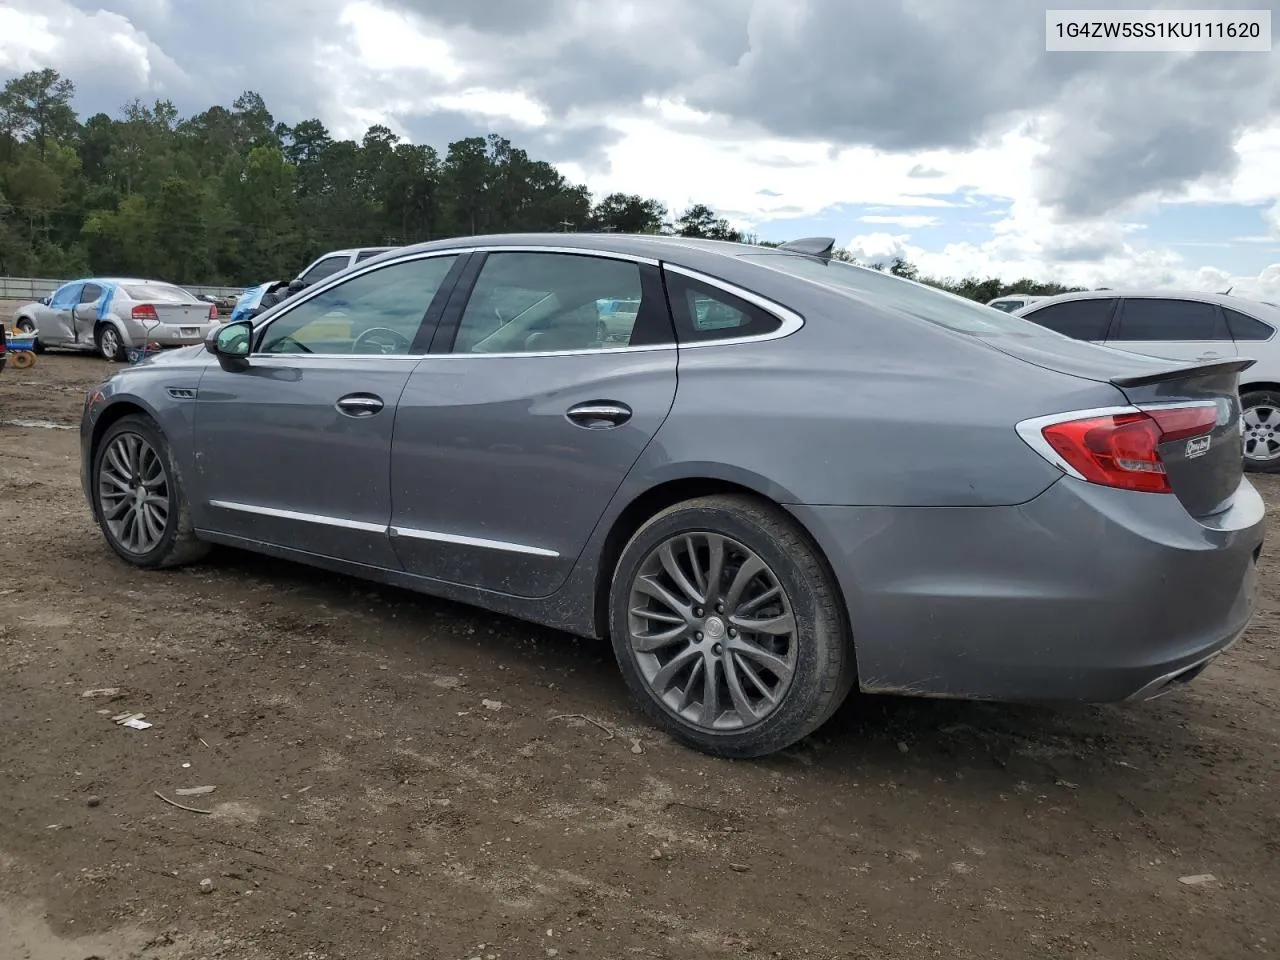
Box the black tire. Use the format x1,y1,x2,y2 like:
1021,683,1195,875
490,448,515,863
608,494,855,758
1241,390,1280,474
96,323,125,362
91,414,209,569
14,317,42,352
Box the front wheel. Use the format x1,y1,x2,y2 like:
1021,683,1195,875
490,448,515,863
91,414,209,568
609,494,855,758
14,318,42,352
1241,390,1280,473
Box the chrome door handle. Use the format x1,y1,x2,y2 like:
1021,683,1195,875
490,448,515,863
566,401,632,428
336,394,384,417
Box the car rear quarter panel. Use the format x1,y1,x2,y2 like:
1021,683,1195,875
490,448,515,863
639,285,1125,508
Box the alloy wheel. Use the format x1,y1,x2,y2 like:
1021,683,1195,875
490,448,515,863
100,327,120,360
1243,405,1280,463
626,532,798,732
98,432,171,555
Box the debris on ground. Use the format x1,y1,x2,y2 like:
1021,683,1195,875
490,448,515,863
1179,874,1218,886
175,786,217,797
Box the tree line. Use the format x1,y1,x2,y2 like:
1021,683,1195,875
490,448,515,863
0,69,1080,301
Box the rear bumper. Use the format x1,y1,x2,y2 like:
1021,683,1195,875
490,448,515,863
787,475,1264,703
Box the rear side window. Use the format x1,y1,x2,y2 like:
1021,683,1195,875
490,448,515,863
299,256,350,284
1022,299,1117,341
1223,307,1274,342
665,271,782,343
123,284,198,302
1113,298,1227,341
79,283,104,304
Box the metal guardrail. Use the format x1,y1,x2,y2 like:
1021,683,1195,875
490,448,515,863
0,276,245,301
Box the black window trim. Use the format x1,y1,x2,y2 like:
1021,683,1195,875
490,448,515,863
1110,296,1231,343
427,247,678,357
248,249,469,359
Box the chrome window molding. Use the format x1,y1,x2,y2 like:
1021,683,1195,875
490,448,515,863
209,500,559,558
662,264,806,348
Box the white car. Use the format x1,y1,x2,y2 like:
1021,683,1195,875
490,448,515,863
293,247,397,289
987,294,1048,313
1014,290,1280,472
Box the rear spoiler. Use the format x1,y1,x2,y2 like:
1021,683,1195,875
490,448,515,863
1110,357,1255,389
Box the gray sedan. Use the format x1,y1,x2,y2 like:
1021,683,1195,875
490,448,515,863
78,234,1264,757
13,277,222,361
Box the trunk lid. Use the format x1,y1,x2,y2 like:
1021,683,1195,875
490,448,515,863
150,303,212,329
991,332,1251,519
1110,359,1252,520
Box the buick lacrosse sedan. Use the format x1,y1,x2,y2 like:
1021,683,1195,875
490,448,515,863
79,233,1263,757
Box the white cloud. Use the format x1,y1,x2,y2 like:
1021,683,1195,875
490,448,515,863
860,215,941,228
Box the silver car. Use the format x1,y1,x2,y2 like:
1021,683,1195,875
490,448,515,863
78,234,1264,757
13,277,222,361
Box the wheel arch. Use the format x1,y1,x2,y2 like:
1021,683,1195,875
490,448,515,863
88,399,160,477
590,476,855,665
1240,381,1280,397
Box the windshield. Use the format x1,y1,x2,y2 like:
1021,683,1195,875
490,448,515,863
739,254,1055,338
124,283,201,303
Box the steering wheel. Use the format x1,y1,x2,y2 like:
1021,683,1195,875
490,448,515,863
352,326,411,354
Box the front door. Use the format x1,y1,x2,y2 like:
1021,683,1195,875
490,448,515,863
192,252,463,566
43,281,84,346
388,249,678,599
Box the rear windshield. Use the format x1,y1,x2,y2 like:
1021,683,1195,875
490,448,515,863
124,284,200,303
738,254,1053,338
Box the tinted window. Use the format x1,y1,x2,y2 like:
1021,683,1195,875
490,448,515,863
79,283,104,304
739,253,1043,338
1114,298,1225,341
451,252,664,354
1223,307,1274,342
355,249,386,262
123,284,197,303
299,256,350,284
1022,299,1117,340
258,255,457,355
665,272,782,343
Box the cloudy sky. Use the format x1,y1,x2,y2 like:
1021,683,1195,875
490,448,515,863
2,0,1279,294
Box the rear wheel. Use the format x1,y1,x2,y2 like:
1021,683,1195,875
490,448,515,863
92,414,209,569
96,324,125,362
609,494,854,758
1241,390,1280,473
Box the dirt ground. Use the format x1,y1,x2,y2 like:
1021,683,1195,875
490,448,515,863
2,352,1279,960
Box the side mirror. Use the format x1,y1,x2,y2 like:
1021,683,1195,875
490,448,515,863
38,296,50,306
205,319,252,371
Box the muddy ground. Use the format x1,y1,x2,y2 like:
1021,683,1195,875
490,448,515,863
1,352,1278,960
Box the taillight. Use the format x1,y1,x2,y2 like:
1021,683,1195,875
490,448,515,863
208,303,218,321
132,304,159,321
1019,403,1220,494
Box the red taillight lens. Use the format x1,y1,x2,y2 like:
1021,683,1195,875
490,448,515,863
208,303,218,320
132,304,158,321
1032,404,1219,494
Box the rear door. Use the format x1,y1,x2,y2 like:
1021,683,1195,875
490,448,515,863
43,281,84,345
1105,297,1238,364
72,282,105,343
387,248,678,598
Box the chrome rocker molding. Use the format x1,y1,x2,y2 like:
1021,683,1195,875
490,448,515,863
208,500,559,558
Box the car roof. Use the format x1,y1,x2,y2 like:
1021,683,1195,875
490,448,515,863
58,277,179,287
